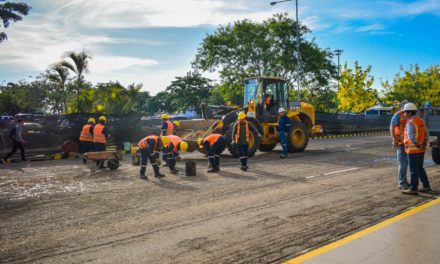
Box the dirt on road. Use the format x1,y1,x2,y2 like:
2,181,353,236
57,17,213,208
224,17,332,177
1,135,439,263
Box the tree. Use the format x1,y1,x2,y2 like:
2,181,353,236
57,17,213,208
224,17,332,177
60,50,92,113
0,0,31,43
134,91,152,114
166,71,213,112
337,62,378,113
381,64,440,107
193,13,336,104
47,63,70,112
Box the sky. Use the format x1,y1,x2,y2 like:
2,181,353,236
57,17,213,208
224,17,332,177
0,0,439,95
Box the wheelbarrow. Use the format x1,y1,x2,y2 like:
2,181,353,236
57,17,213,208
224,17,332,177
84,151,120,171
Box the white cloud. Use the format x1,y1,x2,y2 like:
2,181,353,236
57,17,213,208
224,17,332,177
356,23,386,32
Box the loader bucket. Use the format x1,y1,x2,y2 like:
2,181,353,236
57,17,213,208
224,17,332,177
175,119,224,152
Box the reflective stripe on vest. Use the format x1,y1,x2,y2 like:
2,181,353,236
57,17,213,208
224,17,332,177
168,135,182,152
394,111,407,144
138,135,159,149
80,124,93,142
404,117,426,154
203,134,222,147
93,124,106,144
235,120,249,143
163,120,174,136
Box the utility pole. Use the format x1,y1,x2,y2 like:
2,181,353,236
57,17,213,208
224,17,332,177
334,49,343,89
270,0,301,100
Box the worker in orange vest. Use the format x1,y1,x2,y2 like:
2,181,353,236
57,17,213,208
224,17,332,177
161,135,188,174
390,100,409,189
138,135,165,179
93,116,109,168
401,103,431,195
198,134,226,173
232,112,250,171
79,117,95,164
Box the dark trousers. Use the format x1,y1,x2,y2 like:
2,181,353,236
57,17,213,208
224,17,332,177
4,140,25,161
206,138,226,168
237,144,248,167
94,143,106,167
140,149,160,176
81,141,94,163
408,152,430,191
167,152,178,171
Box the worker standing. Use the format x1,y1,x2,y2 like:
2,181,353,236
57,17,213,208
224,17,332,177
93,116,109,168
401,103,431,195
138,135,165,180
390,100,409,189
161,135,188,174
232,112,250,171
161,114,174,166
277,108,290,158
79,117,95,164
198,134,226,173
2,119,27,163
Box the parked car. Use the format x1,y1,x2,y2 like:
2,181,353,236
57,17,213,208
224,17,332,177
0,115,14,121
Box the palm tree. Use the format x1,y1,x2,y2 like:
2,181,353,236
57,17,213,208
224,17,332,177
0,1,31,43
60,50,92,113
48,63,70,112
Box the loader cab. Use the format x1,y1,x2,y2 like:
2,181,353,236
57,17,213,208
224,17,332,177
244,77,289,121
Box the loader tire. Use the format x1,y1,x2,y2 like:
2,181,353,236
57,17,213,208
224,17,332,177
226,122,261,157
287,121,309,153
259,143,277,152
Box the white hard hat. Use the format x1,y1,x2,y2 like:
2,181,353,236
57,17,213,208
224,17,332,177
403,103,417,111
278,107,286,113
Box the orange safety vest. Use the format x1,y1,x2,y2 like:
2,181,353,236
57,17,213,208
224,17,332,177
93,124,106,144
404,116,426,154
79,124,93,142
265,97,271,106
138,135,159,149
235,120,250,143
203,134,222,147
162,120,174,136
394,111,407,144
168,135,182,153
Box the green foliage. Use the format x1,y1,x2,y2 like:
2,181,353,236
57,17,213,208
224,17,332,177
193,13,336,105
0,0,31,43
381,64,440,107
134,91,151,114
301,84,338,112
0,79,47,113
166,71,213,112
208,86,225,105
337,62,378,113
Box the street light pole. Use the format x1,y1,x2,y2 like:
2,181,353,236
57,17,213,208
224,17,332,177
334,49,343,89
270,0,301,100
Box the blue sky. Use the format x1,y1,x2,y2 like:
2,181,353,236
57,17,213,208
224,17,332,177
0,0,439,95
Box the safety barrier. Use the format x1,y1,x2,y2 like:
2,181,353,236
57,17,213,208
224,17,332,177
310,131,389,140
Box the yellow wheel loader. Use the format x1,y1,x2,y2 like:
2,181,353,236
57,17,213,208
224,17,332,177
176,76,320,156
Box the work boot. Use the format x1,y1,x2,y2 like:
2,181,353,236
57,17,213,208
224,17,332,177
207,167,219,173
140,174,148,180
170,169,179,174
240,166,247,171
153,165,165,178
279,154,287,158
402,189,418,195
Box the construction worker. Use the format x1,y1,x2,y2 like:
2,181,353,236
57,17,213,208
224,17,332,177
277,108,290,158
93,116,109,168
247,100,256,118
390,100,409,189
2,119,27,163
138,135,165,180
198,134,226,173
401,103,431,195
232,112,250,171
161,114,174,166
79,117,95,164
161,135,188,174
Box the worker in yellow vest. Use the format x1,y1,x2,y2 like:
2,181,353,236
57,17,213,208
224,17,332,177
232,112,250,171
401,103,431,195
79,117,95,164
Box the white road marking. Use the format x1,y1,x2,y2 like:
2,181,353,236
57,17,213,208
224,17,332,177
324,167,359,176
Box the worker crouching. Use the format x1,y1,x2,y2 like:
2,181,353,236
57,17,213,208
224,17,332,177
138,135,165,180
161,135,188,174
198,134,226,173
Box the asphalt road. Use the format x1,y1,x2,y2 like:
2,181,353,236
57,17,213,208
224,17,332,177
1,135,439,263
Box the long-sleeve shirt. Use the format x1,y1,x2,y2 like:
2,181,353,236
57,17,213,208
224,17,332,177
277,116,290,132
407,117,429,144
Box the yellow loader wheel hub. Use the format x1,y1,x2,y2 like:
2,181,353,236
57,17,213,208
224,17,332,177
291,128,305,145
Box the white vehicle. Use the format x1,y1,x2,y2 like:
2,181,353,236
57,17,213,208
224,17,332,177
0,115,14,121
365,106,393,119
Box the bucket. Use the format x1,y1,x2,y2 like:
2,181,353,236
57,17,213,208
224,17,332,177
132,154,140,166
123,142,131,152
130,144,137,154
185,161,196,176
